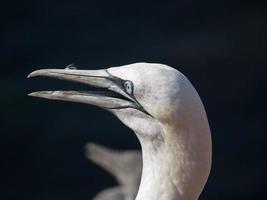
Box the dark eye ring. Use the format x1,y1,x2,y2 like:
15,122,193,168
123,80,133,95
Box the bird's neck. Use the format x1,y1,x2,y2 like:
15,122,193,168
135,124,212,200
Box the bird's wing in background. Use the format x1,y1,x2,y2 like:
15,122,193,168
91,186,124,200
85,143,142,200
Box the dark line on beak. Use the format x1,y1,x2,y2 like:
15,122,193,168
46,70,154,118
50,71,109,79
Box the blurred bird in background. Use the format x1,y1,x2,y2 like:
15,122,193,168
85,143,141,200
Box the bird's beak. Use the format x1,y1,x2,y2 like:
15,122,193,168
27,67,138,110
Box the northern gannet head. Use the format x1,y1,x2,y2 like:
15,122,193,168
28,63,198,135
28,62,212,200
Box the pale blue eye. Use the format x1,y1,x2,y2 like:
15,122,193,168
124,80,133,94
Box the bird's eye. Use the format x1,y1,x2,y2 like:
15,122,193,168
123,80,133,95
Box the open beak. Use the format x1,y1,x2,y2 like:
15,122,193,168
27,67,139,110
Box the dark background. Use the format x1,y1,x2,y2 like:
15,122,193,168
1,0,267,199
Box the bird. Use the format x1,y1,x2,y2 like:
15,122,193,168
85,143,142,200
28,62,212,200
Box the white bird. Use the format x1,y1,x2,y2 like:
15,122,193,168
85,143,142,200
28,63,212,200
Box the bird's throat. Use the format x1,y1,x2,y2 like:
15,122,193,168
135,126,211,200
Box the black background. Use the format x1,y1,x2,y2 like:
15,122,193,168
1,0,267,199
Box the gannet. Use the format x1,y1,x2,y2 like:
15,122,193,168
85,143,141,200
28,63,212,200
